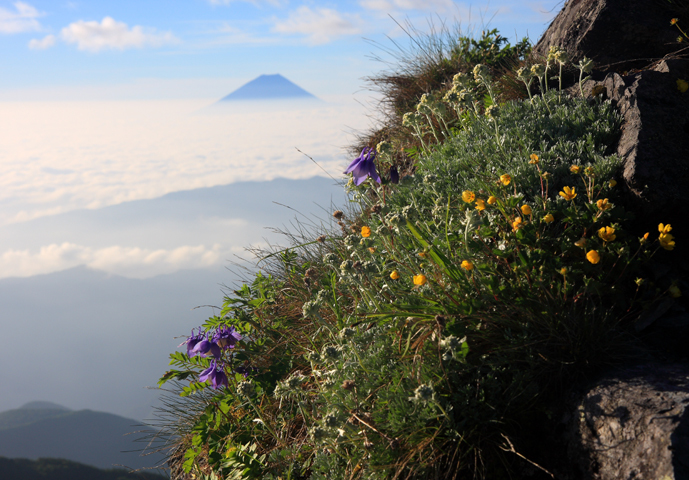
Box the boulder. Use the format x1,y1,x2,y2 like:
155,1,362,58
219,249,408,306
533,0,686,71
564,364,689,479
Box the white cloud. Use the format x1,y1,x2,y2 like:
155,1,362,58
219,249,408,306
60,16,178,52
0,1,42,33
28,33,55,49
359,0,454,12
0,242,229,279
272,6,362,45
0,98,370,227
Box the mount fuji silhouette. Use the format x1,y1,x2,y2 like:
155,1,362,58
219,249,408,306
218,74,318,102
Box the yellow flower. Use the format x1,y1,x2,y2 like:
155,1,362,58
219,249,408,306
529,154,539,164
361,226,371,237
560,267,567,275
512,217,523,232
461,260,474,271
608,179,617,187
462,190,476,203
520,204,532,215
598,226,616,242
586,250,601,264
487,196,497,205
570,165,580,174
499,174,511,186
640,232,650,244
678,79,689,93
390,270,400,280
413,274,427,286
574,238,587,248
669,284,682,298
671,18,679,25
596,198,612,211
659,223,673,234
543,213,554,223
659,233,676,251
475,198,486,211
559,186,577,201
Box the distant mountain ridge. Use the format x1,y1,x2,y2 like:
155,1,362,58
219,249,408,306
0,402,72,431
218,74,317,101
0,457,165,480
0,403,164,470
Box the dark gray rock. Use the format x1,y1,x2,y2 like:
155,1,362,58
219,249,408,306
533,0,685,71
566,364,689,479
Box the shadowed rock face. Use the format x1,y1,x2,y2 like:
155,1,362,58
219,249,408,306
586,59,689,268
533,0,684,71
529,1,689,478
532,0,689,269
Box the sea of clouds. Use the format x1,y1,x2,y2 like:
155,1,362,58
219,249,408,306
0,96,372,279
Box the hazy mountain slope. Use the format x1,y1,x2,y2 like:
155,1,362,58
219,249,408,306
0,409,165,470
0,456,165,480
0,403,72,431
0,176,348,419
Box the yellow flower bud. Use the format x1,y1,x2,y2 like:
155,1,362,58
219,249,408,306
487,196,497,205
413,274,427,286
390,270,400,280
361,226,371,237
520,204,532,215
475,198,486,211
596,198,612,211
461,260,474,271
543,213,555,223
586,250,600,264
570,165,581,174
499,174,511,186
462,190,476,203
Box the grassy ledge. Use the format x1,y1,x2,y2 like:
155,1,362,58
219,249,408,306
153,30,681,480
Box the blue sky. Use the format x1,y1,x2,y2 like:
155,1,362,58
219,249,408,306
1,0,560,99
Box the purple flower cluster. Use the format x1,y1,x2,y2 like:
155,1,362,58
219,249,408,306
185,326,245,389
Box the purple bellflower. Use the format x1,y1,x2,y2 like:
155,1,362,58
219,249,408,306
213,326,242,349
185,329,204,357
344,147,381,186
389,165,399,184
199,360,228,389
191,335,221,359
